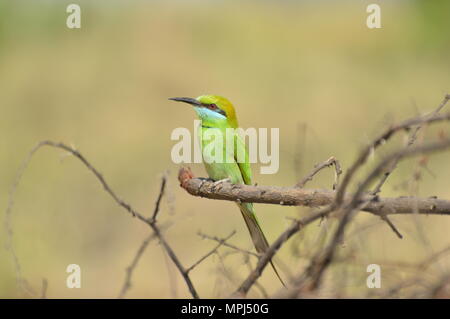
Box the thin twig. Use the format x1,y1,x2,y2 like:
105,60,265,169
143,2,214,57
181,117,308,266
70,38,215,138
379,215,403,239
186,231,236,273
4,142,44,297
198,232,259,257
296,156,342,190
151,176,167,221
118,234,156,298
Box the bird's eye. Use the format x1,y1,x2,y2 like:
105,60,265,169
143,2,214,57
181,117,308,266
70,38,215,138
208,104,217,110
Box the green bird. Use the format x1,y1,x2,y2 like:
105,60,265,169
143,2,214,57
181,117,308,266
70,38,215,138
170,95,285,286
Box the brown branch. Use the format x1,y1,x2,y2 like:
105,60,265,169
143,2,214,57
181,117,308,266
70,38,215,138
372,94,449,195
148,220,199,298
235,206,333,296
180,138,450,296
300,139,450,292
335,104,450,205
177,95,450,297
178,168,450,216
371,95,450,238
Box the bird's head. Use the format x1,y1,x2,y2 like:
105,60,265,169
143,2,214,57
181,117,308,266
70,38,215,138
169,95,238,128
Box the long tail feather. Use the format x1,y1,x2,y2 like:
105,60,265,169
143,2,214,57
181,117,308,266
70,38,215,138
238,203,286,287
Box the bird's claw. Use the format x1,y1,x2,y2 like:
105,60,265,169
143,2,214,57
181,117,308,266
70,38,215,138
213,178,231,186
212,178,231,190
198,177,214,189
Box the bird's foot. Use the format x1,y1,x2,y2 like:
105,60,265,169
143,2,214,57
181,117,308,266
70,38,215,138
213,178,231,186
198,177,215,189
212,178,231,190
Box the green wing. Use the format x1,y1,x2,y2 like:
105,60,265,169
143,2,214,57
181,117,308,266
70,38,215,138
233,131,286,286
234,132,252,185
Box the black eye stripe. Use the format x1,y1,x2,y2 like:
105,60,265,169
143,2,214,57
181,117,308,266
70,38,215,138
201,103,226,116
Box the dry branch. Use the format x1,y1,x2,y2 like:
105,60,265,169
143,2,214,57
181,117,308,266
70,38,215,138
178,168,450,216
335,105,450,205
6,94,450,299
179,96,450,296
5,141,200,299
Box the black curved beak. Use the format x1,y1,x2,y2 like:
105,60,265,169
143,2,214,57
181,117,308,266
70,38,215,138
168,97,202,107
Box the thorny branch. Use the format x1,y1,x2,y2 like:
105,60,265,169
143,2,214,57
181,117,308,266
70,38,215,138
178,169,450,216
179,95,450,296
370,94,450,238
335,98,450,206
5,94,450,299
5,142,203,298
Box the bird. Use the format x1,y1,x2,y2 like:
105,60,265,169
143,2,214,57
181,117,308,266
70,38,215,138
169,95,285,286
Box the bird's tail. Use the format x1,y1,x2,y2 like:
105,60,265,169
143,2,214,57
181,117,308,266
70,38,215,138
238,202,286,287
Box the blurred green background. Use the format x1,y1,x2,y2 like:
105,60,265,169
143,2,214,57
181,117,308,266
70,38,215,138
1,0,450,298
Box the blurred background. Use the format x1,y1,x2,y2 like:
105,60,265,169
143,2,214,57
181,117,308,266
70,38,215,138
1,0,450,298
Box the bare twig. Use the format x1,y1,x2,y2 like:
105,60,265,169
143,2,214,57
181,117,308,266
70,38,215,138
151,176,167,221
379,214,403,239
186,231,236,273
198,232,259,258
148,222,199,298
118,234,156,299
296,156,342,190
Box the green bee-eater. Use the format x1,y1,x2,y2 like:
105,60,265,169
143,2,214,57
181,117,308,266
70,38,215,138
170,95,285,286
